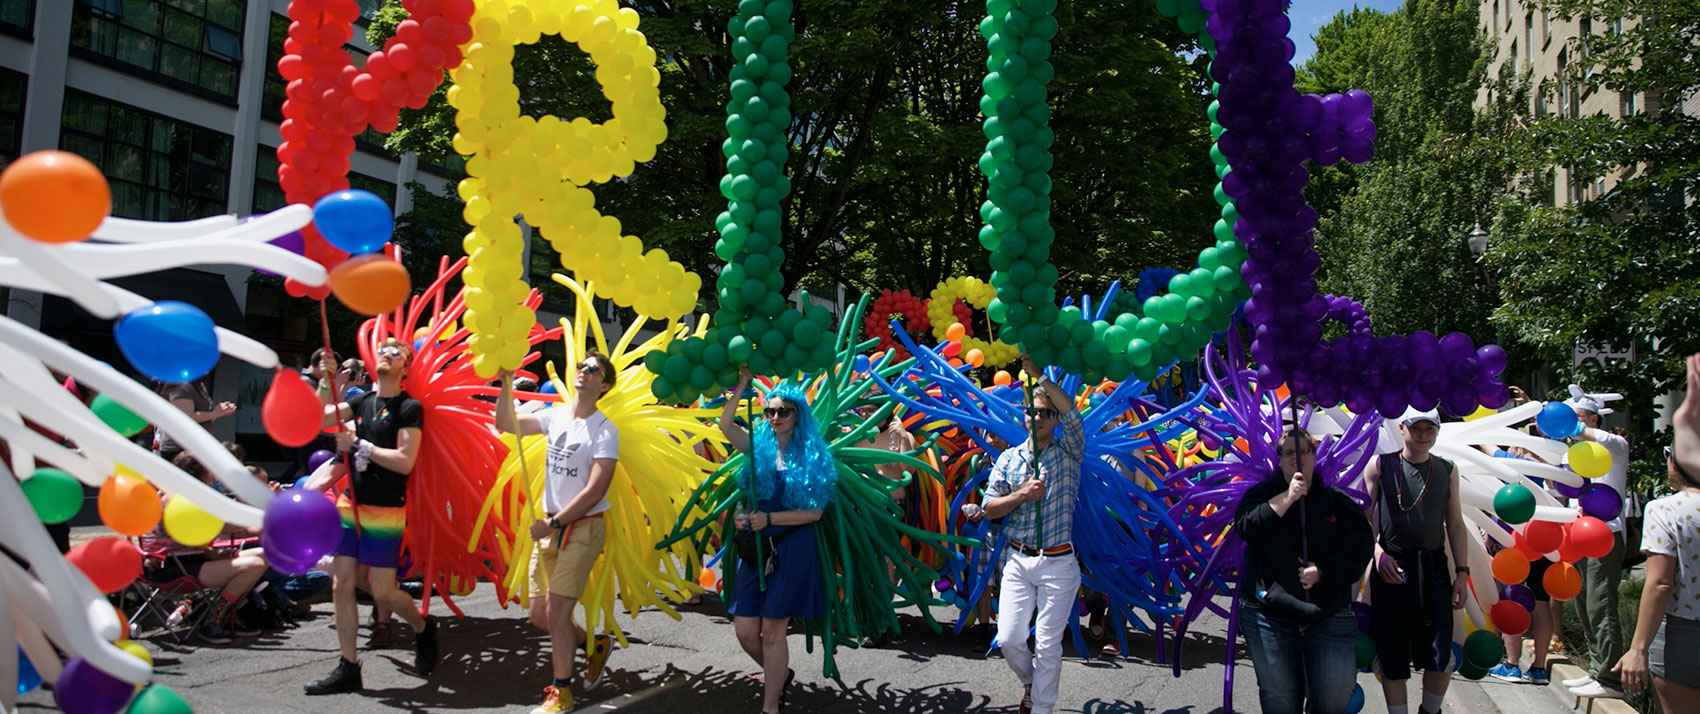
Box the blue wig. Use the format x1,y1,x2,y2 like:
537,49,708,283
750,382,838,511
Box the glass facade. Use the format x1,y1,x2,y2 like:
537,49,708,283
0,0,33,36
0,68,24,172
60,90,232,221
70,0,246,100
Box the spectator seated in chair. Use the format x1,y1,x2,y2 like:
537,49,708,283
138,451,272,645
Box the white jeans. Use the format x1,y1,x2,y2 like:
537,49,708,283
997,550,1081,714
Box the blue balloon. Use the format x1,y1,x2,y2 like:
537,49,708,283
17,645,40,694
312,189,393,254
853,354,871,373
1345,684,1365,714
343,385,366,401
114,301,218,382
1536,401,1580,439
539,381,558,394
292,475,312,489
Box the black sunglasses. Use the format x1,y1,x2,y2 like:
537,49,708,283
764,406,796,419
577,361,601,375
1026,407,1059,420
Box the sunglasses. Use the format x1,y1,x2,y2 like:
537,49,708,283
1026,407,1059,420
376,345,406,359
764,406,796,419
577,361,602,375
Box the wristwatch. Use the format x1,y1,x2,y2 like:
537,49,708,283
547,515,560,529
1455,567,1471,575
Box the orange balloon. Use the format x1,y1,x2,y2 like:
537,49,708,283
66,537,141,593
113,604,130,641
993,370,1012,386
98,473,162,537
264,368,325,447
966,348,985,367
329,254,411,316
1544,561,1582,601
1491,548,1530,584
945,322,966,341
0,151,110,242
697,567,716,589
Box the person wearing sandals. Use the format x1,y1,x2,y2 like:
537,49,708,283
721,367,836,714
498,352,622,714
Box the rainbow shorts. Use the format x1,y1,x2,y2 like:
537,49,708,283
334,495,406,569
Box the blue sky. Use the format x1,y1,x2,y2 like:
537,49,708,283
1287,0,1405,66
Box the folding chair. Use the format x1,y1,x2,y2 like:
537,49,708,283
121,546,223,645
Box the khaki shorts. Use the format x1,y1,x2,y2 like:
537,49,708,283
529,517,606,600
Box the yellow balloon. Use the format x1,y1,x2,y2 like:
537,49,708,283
162,495,222,547
1568,441,1612,478
1462,405,1498,422
116,639,152,668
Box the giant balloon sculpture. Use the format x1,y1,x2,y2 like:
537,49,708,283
0,150,339,713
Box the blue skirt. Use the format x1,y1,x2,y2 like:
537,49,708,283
728,522,826,620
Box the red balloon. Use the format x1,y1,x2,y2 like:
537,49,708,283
1557,529,1584,563
1568,516,1614,559
67,537,141,593
1523,519,1564,554
264,368,325,447
1490,600,1531,636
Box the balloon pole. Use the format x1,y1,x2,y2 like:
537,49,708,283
1025,368,1042,551
1290,395,1308,602
320,297,361,536
746,383,765,591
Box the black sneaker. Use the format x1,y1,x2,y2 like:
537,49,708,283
414,617,438,676
195,616,233,645
229,612,261,638
304,658,362,695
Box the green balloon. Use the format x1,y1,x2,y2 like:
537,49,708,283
1126,338,1153,366
987,298,1008,323
21,468,82,525
1068,319,1093,346
1134,317,1160,344
91,393,147,437
650,376,676,400
1104,325,1131,352
792,319,822,348
1493,483,1536,524
1186,295,1212,321
126,684,193,714
1464,629,1505,669
1355,632,1376,669
728,334,755,362
1082,340,1109,367
1210,143,1227,167
1159,294,1187,324
663,355,691,384
689,365,716,391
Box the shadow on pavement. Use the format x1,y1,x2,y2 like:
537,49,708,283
610,663,1006,714
361,613,551,710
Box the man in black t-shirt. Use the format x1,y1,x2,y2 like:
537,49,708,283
305,338,437,695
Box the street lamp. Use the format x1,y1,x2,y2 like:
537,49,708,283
1467,224,1490,258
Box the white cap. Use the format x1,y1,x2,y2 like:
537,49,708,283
1399,408,1441,427
1563,384,1620,416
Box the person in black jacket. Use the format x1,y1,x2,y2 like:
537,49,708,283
1235,428,1375,714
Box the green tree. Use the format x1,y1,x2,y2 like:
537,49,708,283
367,0,1217,309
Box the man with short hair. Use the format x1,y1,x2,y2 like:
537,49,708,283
498,351,620,714
305,338,435,695
1365,409,1470,714
983,354,1084,714
1559,386,1630,699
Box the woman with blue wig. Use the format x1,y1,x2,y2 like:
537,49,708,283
720,366,837,714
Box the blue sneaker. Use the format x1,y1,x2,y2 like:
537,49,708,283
1528,667,1550,685
1489,662,1524,683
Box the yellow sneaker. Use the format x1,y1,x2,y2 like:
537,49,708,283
582,635,613,692
529,685,573,714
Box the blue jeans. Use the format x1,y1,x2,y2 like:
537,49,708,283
1242,606,1360,714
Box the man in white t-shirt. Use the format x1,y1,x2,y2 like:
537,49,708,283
1560,387,1630,699
498,352,620,714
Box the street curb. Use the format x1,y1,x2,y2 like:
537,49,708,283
1545,656,1638,714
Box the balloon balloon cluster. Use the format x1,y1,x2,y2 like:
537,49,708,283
929,276,1018,367
274,0,469,269
648,0,839,401
1131,267,1181,305
1203,0,1509,416
450,0,686,378
863,289,932,357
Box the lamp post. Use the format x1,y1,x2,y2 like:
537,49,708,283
1467,224,1490,258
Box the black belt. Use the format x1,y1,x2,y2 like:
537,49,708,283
1009,540,1073,557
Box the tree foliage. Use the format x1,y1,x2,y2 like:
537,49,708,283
368,0,1218,308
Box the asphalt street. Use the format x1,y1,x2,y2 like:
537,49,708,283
18,583,1582,713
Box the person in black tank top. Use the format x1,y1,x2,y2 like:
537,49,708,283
1364,409,1472,714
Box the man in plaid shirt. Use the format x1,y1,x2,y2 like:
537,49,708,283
984,354,1085,714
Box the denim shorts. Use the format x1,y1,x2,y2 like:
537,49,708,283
1649,614,1700,688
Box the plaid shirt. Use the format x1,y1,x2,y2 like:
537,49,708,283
987,406,1085,550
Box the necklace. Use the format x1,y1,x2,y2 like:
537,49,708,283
1394,456,1433,512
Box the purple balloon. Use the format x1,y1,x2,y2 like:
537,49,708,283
55,656,135,714
250,213,306,277
1352,601,1372,632
1578,483,1624,521
1477,344,1510,377
1500,584,1536,611
262,487,342,573
307,449,335,473
1552,478,1583,500
1341,88,1374,123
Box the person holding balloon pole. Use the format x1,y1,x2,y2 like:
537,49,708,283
304,338,434,695
982,354,1084,714
1234,428,1373,714
1558,385,1630,699
496,353,620,714
1364,409,1470,714
720,366,835,714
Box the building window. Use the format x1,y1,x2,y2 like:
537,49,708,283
1568,167,1585,204
1621,91,1638,117
1534,81,1547,117
1510,40,1518,74
261,13,286,121
70,0,247,101
348,171,396,209
59,90,232,221
1542,8,1552,46
1523,12,1532,69
1,0,33,37
0,68,23,171
252,145,283,214
1491,0,1499,30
